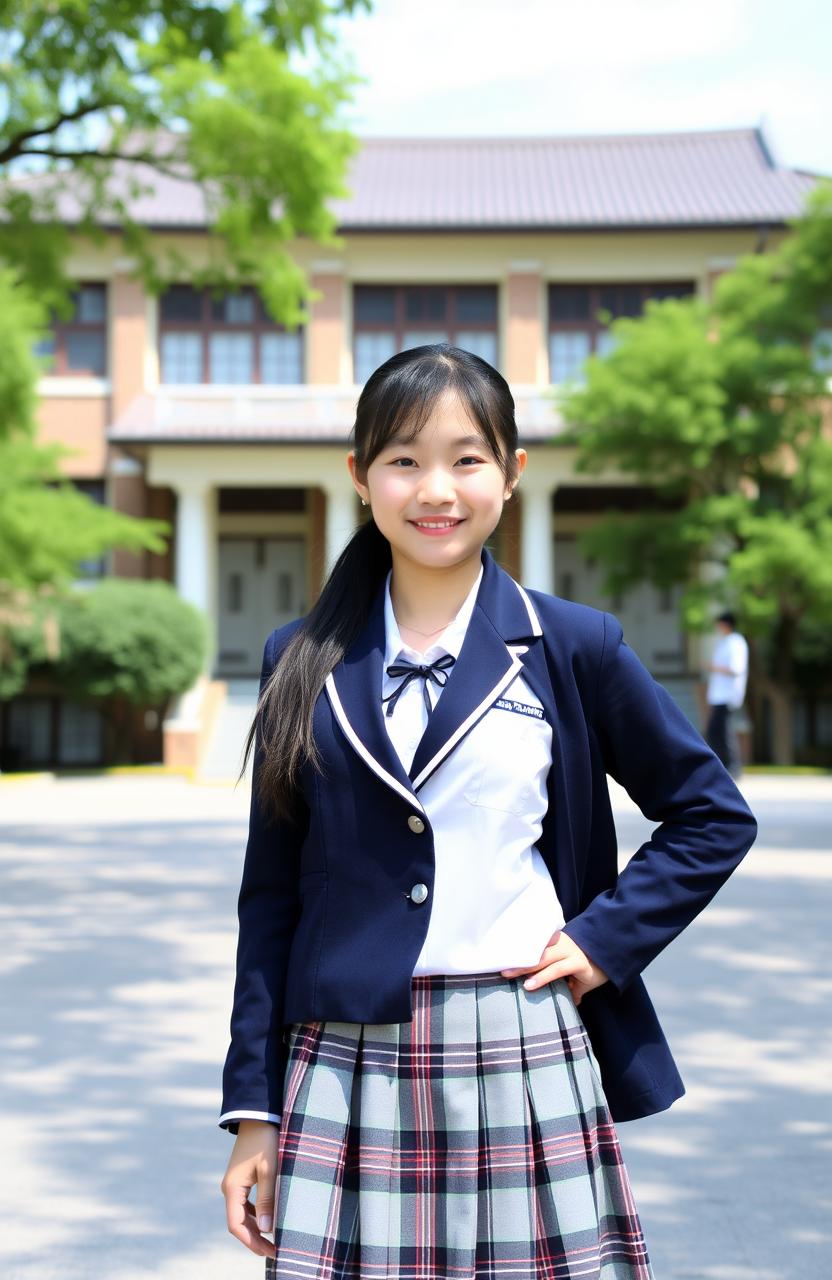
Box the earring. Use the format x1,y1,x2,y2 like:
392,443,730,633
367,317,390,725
361,498,367,507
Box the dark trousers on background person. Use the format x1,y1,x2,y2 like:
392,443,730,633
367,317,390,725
705,703,743,779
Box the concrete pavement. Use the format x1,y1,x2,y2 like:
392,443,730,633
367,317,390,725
0,772,830,1279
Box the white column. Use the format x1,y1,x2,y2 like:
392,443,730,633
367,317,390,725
520,482,555,593
323,485,359,576
174,481,217,671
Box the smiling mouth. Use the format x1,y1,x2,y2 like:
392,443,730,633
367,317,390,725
410,518,465,529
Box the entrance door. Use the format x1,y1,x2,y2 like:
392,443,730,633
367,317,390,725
217,538,307,675
555,535,686,675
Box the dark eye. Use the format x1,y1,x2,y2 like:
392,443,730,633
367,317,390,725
390,457,415,467
458,455,486,465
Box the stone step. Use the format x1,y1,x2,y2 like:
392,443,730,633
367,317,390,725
199,679,260,781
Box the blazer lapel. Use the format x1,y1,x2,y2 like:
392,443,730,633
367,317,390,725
324,546,544,811
406,609,526,790
324,576,424,812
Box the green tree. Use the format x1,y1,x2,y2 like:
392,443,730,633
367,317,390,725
1,1,373,698
7,578,209,759
0,266,170,693
0,0,370,322
556,180,832,765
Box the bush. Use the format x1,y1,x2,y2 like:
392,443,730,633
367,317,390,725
19,578,209,704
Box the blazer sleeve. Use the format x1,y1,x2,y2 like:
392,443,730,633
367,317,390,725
561,610,758,995
219,627,308,1134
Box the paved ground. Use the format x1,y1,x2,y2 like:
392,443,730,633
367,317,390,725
0,771,830,1279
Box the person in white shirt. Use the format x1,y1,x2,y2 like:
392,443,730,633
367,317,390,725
704,610,749,779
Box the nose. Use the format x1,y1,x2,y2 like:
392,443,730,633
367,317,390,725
416,464,456,504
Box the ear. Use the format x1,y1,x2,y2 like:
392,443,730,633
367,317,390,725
505,447,527,498
346,450,370,505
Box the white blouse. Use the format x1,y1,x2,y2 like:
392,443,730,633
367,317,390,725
382,564,565,975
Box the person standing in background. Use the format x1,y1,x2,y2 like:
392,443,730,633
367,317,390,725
704,610,749,779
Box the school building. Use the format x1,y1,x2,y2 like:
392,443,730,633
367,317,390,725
5,126,824,770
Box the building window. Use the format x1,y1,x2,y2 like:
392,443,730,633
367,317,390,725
353,285,499,383
5,698,53,767
72,480,108,580
158,285,304,385
58,702,104,765
209,333,254,383
161,332,203,383
1,698,103,769
547,282,695,383
34,283,108,377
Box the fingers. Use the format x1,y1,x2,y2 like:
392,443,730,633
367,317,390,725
256,1190,275,1235
567,975,586,1005
520,958,577,989
502,956,568,982
504,946,606,1004
222,1174,276,1259
502,930,563,978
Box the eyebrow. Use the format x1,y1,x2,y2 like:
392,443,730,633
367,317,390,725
385,433,487,449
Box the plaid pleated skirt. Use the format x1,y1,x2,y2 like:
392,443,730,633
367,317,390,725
265,972,655,1279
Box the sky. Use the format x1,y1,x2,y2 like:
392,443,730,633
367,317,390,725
299,0,832,176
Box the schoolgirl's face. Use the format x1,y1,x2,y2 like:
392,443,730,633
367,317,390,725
348,391,526,573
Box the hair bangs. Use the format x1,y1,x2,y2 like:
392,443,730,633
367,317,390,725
355,345,516,483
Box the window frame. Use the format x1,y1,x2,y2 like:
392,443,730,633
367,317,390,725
352,284,500,378
37,282,109,377
72,480,108,580
547,281,696,382
158,285,305,385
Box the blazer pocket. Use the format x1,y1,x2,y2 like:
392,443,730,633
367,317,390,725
462,708,543,817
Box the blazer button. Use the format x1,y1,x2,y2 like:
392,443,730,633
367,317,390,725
407,814,426,833
409,882,429,904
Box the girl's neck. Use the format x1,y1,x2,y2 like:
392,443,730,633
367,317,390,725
389,551,482,653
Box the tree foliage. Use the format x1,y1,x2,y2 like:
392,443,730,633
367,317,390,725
556,180,832,760
44,578,208,704
0,0,371,322
3,576,208,702
1,2,372,704
0,266,171,692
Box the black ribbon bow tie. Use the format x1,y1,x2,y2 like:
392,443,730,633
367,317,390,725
382,652,457,719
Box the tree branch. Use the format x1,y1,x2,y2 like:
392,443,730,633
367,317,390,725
0,100,113,166
7,149,192,184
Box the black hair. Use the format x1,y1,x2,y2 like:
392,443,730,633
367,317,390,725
717,611,737,629
238,343,522,825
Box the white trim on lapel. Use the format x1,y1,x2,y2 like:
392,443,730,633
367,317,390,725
324,672,427,814
514,582,543,636
410,646,525,791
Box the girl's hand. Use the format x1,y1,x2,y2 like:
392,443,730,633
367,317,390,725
220,1119,279,1258
501,928,610,1006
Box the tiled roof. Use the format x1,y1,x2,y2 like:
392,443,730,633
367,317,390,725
331,129,820,228
12,127,822,230
107,388,563,445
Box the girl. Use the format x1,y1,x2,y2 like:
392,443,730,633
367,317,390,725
219,344,758,1279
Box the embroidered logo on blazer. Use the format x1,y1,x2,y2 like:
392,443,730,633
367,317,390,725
493,696,545,720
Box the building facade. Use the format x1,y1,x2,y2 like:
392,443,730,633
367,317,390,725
4,127,823,768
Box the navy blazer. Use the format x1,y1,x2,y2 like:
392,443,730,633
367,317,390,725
220,545,758,1130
